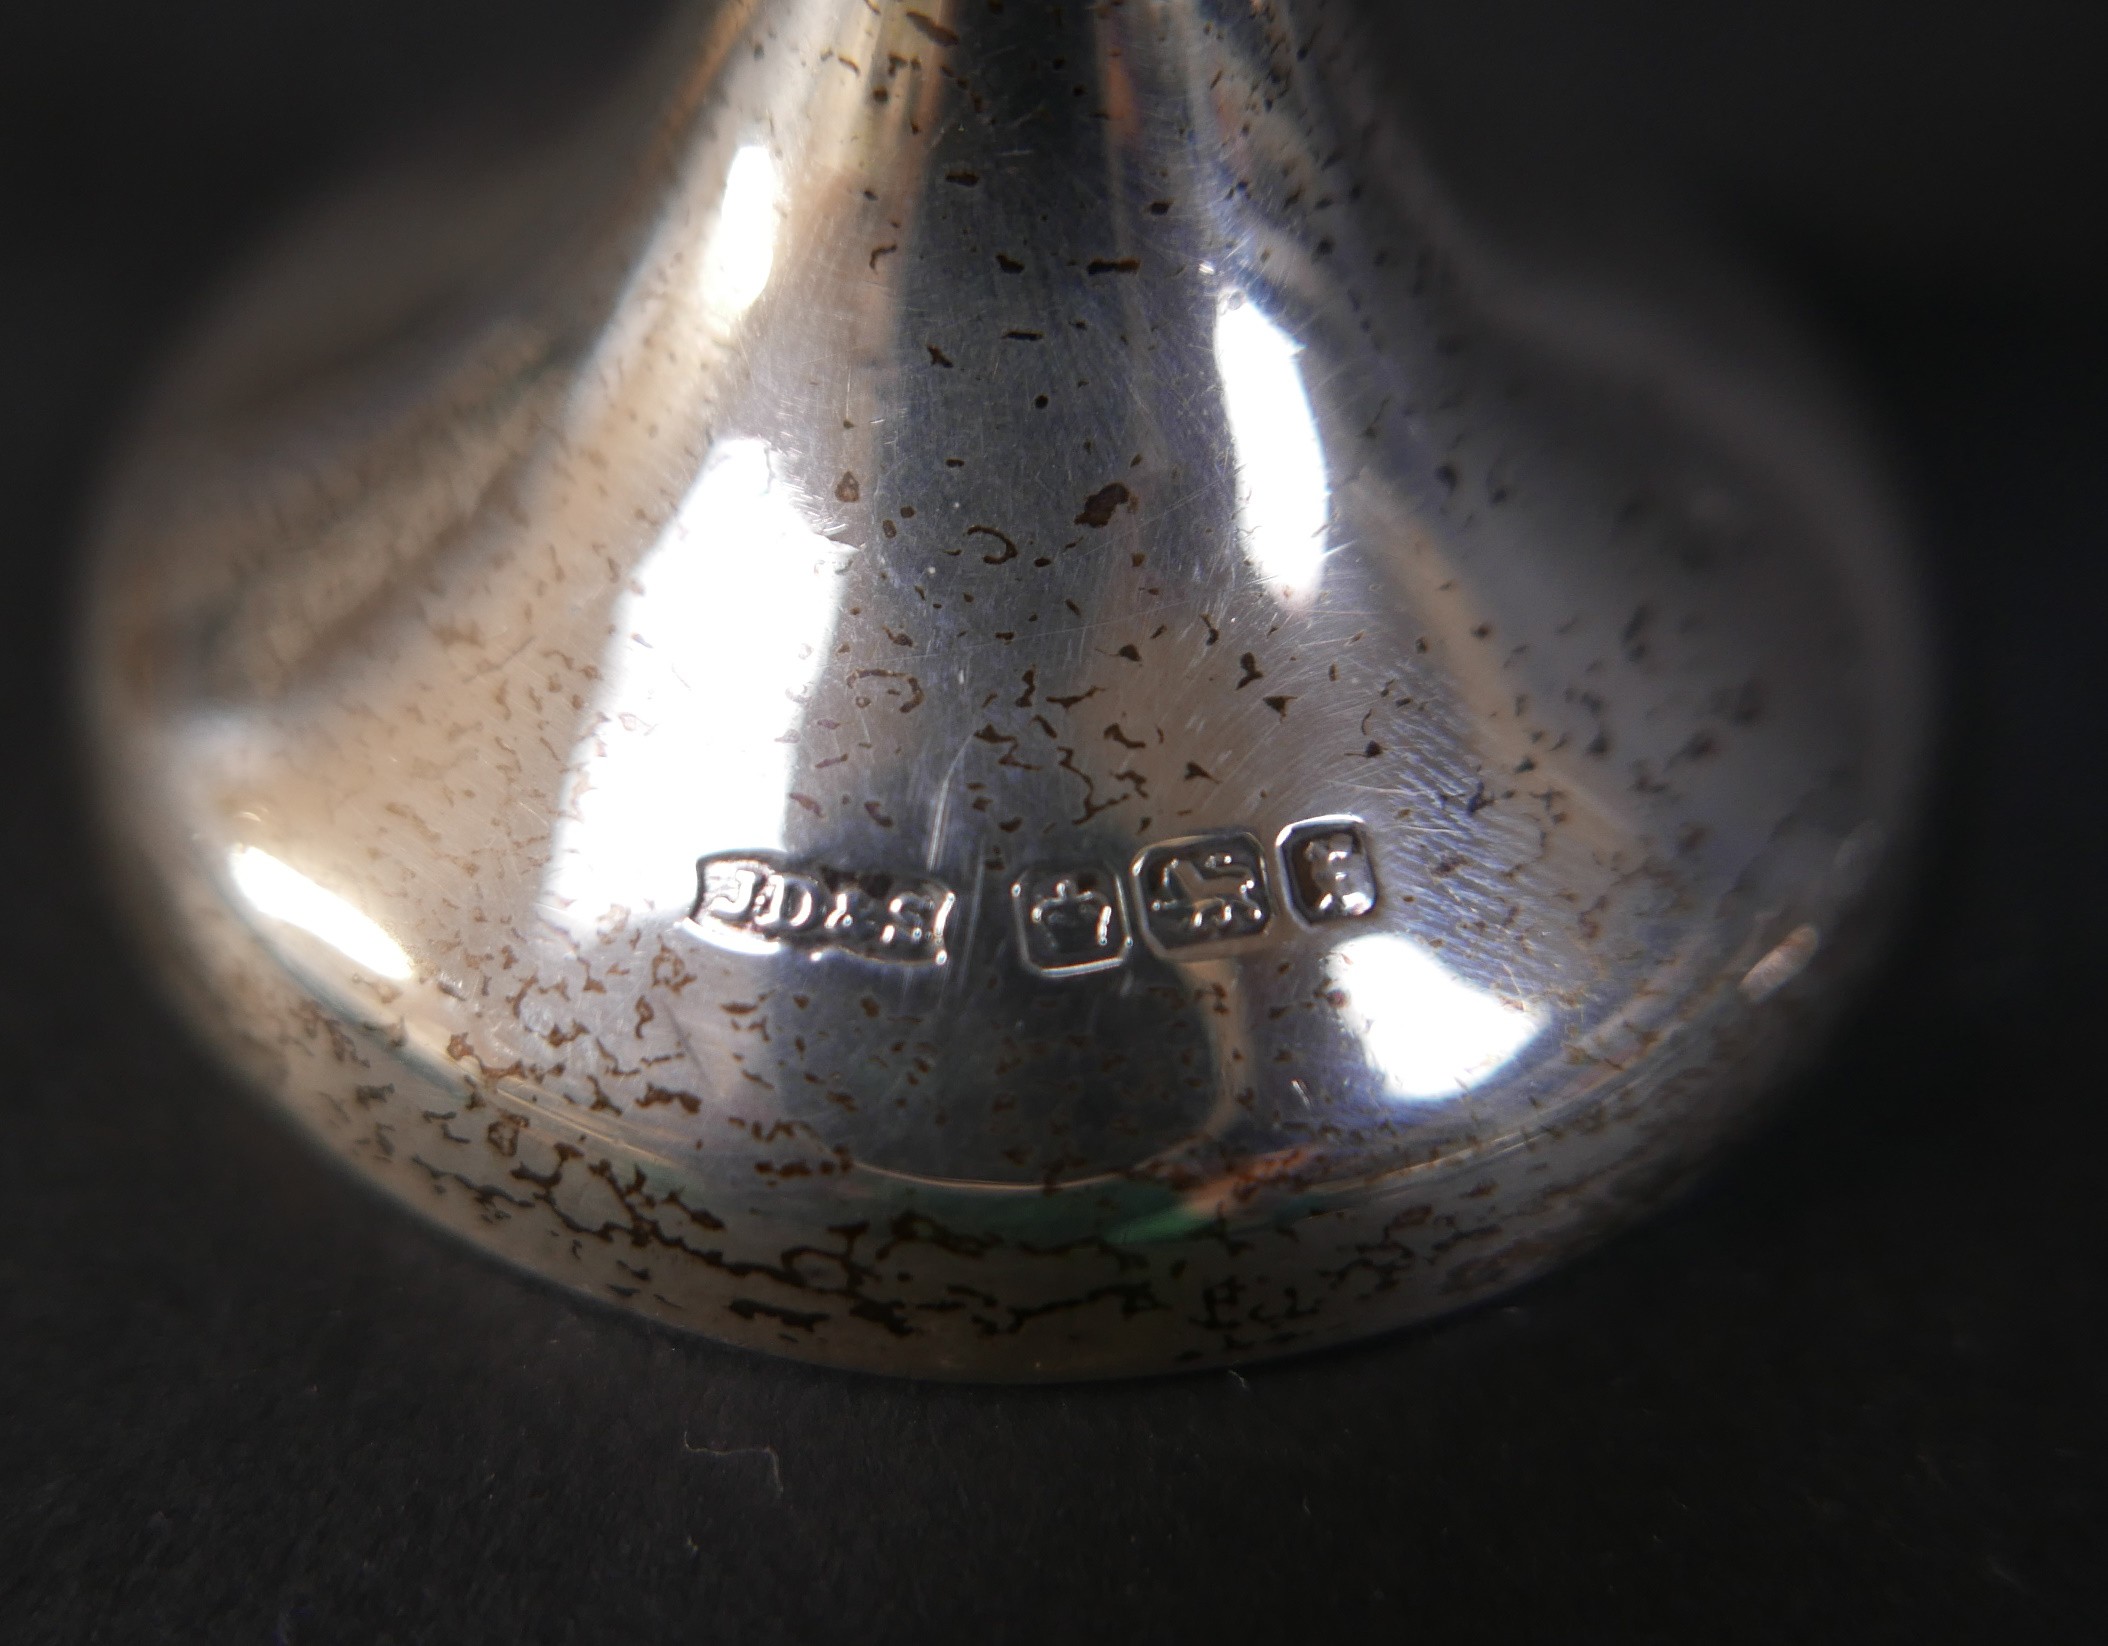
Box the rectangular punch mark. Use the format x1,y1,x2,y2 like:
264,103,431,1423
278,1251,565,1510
1012,866,1133,977
1131,831,1272,956
1278,818,1380,925
691,853,954,966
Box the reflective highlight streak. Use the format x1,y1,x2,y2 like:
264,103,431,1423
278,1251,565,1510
1741,924,1821,1003
1328,933,1541,1101
1214,291,1330,604
228,846,415,980
698,144,783,325
543,438,849,926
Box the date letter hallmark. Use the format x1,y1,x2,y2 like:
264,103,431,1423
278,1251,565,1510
690,853,955,966
1279,818,1380,924
1131,832,1273,955
1012,867,1132,977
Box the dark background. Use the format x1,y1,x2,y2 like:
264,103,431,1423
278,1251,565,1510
4,3,2106,1641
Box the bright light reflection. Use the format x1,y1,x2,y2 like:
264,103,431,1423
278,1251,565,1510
1213,291,1330,604
228,845,415,980
1328,933,1541,1102
543,439,849,928
1741,924,1821,1003
697,144,782,325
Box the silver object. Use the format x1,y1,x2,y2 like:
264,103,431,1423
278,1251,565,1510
83,0,1930,1378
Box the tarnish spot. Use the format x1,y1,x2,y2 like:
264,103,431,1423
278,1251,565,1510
969,525,1019,564
903,10,959,45
1075,483,1134,527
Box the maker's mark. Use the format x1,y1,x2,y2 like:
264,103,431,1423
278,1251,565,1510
690,853,955,965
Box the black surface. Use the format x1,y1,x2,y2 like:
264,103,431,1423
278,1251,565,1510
4,5,2107,1641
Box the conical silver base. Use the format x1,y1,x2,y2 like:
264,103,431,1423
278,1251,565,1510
84,0,1929,1378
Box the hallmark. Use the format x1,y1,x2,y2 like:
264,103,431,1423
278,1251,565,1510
1279,818,1379,924
691,853,954,966
1012,866,1132,977
1131,831,1273,955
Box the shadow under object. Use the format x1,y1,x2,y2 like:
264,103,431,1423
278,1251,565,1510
82,0,1930,1379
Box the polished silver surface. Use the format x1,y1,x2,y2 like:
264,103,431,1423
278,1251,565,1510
84,0,1930,1378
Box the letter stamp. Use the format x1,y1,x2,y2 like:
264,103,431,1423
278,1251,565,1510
691,853,954,965
1278,818,1379,924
